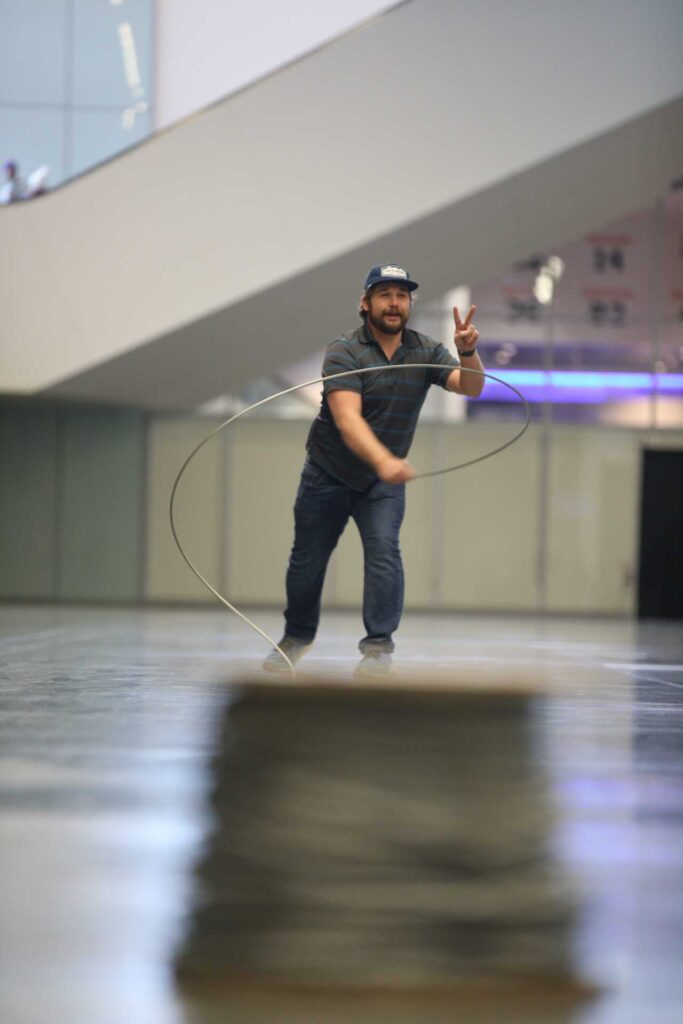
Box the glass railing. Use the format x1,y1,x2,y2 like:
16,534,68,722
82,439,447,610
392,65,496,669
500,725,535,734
0,0,399,202
0,0,154,201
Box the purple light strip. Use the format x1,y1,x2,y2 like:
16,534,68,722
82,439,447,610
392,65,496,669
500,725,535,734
482,370,683,404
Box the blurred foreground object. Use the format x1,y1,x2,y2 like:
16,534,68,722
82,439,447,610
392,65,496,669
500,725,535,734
177,674,596,1023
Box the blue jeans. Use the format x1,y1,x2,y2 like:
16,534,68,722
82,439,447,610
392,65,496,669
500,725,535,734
284,457,405,652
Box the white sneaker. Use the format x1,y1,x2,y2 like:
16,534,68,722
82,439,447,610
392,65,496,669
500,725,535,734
262,636,312,673
354,650,393,678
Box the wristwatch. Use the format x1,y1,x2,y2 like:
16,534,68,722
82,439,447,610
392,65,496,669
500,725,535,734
458,348,477,358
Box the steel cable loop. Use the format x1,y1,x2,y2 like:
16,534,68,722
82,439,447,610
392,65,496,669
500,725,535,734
169,366,531,675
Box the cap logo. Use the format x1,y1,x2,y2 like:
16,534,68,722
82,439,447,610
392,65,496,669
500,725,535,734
380,265,407,279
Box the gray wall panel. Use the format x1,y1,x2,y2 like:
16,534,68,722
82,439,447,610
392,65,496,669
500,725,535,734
145,416,225,602
226,420,307,606
0,405,59,599
440,422,540,612
58,409,145,601
2,402,679,615
547,428,639,614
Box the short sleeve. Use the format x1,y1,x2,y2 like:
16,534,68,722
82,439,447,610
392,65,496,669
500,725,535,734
322,340,363,396
428,341,460,389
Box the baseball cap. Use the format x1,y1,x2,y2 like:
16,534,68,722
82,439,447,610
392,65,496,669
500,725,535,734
363,263,419,292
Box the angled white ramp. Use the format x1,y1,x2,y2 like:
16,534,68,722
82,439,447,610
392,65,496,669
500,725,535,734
1,0,682,408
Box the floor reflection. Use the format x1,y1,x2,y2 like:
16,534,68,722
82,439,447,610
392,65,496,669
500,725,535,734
0,607,681,1023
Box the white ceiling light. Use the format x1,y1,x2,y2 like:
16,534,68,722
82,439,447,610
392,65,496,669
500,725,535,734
533,256,565,305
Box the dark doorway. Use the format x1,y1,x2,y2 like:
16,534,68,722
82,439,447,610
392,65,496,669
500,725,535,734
638,449,683,620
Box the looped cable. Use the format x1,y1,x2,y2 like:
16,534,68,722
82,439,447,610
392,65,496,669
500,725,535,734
169,366,530,675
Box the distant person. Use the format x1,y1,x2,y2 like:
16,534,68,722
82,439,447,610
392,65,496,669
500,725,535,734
0,160,27,205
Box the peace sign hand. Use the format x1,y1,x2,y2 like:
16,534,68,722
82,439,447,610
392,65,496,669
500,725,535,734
453,304,479,355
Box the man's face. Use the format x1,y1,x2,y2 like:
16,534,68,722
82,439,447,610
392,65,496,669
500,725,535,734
363,284,411,336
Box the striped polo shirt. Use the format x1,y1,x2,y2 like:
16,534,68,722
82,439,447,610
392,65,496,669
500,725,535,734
306,323,460,491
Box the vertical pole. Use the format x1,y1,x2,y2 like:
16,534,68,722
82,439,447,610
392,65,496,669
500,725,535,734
649,196,666,435
537,292,555,613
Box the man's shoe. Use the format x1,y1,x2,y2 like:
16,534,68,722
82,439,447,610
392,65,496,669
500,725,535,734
354,650,393,679
262,636,312,673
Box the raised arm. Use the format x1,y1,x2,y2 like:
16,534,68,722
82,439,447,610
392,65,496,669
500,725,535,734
327,390,415,484
446,304,485,398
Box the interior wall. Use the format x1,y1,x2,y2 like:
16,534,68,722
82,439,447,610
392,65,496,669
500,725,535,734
0,403,146,602
546,428,641,614
0,405,59,599
3,401,680,615
155,0,396,129
146,416,226,602
226,420,307,606
3,1,682,404
58,407,146,601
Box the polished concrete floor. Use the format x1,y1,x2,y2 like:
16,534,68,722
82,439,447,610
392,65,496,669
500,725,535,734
1,605,682,1023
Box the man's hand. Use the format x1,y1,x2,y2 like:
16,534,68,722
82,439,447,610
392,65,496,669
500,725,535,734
376,455,415,484
454,304,479,355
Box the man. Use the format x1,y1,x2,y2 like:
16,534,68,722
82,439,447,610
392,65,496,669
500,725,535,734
263,263,484,676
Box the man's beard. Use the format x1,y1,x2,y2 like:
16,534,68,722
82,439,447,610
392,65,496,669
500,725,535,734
367,308,408,336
